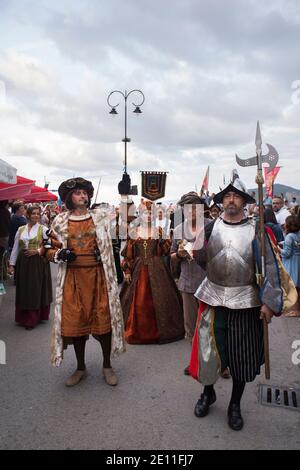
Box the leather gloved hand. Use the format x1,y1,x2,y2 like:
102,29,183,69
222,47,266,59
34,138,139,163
94,248,101,262
43,237,52,249
57,249,77,262
43,230,54,249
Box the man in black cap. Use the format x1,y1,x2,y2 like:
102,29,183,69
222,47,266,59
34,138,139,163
45,177,125,387
189,173,295,430
170,192,210,374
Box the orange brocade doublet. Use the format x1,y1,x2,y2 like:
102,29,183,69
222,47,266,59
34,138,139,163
61,215,111,337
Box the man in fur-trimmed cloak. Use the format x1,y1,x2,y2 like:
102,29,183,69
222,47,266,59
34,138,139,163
45,177,125,387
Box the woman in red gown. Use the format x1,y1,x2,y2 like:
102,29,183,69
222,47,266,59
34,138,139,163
120,202,184,344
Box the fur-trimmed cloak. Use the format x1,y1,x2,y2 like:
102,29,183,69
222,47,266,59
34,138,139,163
48,209,125,366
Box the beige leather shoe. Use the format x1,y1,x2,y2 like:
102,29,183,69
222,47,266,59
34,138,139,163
65,370,86,387
103,367,118,386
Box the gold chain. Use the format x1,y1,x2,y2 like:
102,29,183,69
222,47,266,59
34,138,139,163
143,240,148,258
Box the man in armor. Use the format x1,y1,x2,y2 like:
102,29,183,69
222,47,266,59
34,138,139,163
189,174,295,430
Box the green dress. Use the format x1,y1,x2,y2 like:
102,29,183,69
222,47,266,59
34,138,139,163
14,224,52,327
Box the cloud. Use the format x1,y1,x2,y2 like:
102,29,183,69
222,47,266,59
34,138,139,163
0,0,300,205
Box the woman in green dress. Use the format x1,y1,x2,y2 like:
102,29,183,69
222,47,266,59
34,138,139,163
9,205,52,329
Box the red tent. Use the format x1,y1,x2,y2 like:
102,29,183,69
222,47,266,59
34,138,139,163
0,175,35,201
22,185,57,203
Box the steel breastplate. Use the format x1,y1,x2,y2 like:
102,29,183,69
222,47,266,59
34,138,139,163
195,217,260,309
207,217,256,286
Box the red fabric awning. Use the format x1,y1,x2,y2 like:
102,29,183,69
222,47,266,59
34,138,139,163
0,175,35,201
22,185,58,202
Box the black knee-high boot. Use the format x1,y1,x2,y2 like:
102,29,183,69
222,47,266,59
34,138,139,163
93,331,112,368
228,380,245,430
194,384,216,418
73,336,87,371
204,384,215,397
229,380,246,406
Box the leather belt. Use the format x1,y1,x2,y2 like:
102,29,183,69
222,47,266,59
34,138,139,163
67,252,102,268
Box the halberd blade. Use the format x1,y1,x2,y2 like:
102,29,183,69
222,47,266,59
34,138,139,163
235,154,257,167
262,144,279,171
255,121,262,153
236,144,279,170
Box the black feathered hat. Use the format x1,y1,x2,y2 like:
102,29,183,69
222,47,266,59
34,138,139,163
58,177,94,202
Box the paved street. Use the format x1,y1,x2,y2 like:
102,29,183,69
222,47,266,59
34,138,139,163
0,266,299,450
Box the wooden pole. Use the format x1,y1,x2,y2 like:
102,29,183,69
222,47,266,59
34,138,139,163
256,170,270,379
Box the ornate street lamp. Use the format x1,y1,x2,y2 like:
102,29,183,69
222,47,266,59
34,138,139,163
107,89,145,195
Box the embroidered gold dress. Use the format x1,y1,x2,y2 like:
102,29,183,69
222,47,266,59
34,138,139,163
120,236,184,344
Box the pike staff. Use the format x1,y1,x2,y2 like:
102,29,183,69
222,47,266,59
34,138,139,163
236,121,279,379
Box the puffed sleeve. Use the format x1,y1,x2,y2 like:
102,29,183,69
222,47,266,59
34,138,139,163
9,227,21,266
121,239,136,274
170,235,179,255
44,230,63,263
280,234,293,259
154,227,169,256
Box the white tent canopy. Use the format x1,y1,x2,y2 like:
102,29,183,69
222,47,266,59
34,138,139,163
0,157,17,184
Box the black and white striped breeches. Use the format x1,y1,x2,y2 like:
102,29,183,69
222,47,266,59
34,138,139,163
213,306,264,382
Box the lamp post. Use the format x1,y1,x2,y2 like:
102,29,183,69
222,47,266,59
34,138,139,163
107,89,145,194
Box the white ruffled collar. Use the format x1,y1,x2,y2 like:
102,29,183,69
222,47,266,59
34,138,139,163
69,213,92,221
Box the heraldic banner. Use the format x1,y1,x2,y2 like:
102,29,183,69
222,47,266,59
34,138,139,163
264,166,280,197
141,171,168,201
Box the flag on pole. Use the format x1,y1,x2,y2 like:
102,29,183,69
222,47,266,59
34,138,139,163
200,166,209,194
141,171,168,201
264,166,280,197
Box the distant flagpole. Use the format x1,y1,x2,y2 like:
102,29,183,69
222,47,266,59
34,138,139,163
94,177,102,204
200,165,210,195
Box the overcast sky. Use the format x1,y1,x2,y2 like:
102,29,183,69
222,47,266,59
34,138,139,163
0,0,300,204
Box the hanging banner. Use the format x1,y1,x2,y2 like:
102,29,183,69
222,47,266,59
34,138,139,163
141,171,167,201
264,166,280,197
